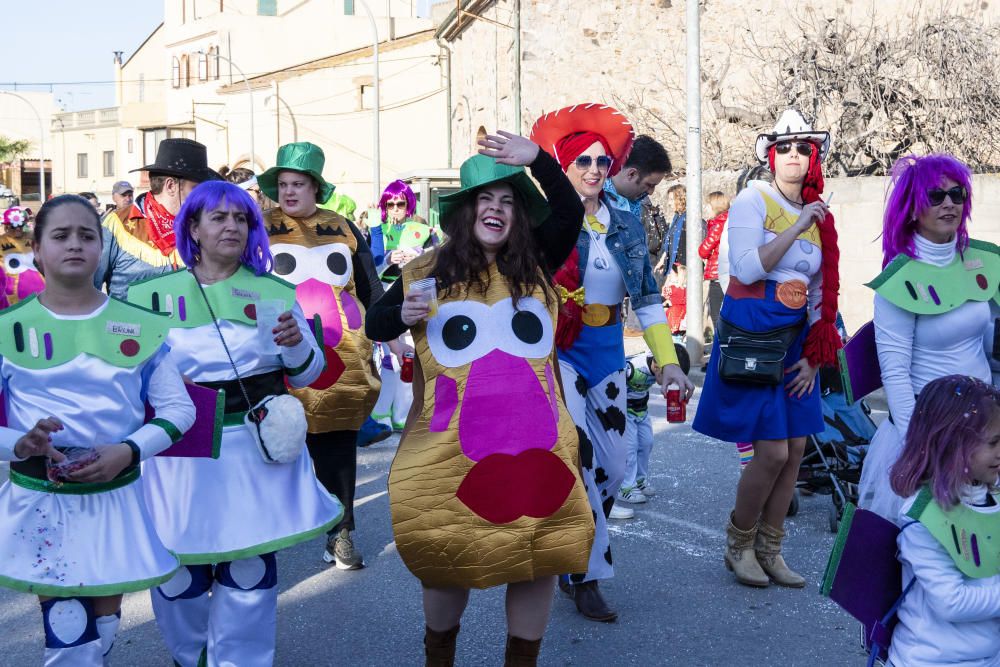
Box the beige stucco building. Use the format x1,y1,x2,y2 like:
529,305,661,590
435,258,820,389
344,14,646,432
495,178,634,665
52,0,450,207
0,91,55,202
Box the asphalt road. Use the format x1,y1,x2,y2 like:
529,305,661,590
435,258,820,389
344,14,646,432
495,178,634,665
0,384,871,666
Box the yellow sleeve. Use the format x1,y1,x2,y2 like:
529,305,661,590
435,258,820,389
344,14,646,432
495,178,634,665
643,322,679,367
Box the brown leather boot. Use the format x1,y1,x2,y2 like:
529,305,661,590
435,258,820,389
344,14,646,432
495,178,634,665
724,511,769,587
424,624,460,667
573,580,618,622
504,635,542,667
755,520,806,588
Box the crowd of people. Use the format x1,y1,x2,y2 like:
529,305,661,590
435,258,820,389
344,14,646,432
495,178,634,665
0,96,998,667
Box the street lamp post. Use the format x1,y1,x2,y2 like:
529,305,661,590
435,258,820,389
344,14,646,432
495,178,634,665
0,90,45,202
351,0,381,203
202,51,255,170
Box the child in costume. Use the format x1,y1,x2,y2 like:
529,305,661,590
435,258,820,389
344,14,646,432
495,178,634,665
887,375,1000,666
858,154,997,523
0,195,195,666
365,130,593,667
662,263,688,335
128,181,342,667
530,104,693,621
617,354,662,505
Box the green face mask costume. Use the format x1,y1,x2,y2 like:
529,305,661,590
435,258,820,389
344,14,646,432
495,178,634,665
907,485,1000,579
866,239,1000,315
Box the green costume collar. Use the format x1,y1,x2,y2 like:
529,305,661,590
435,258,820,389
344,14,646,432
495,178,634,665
383,219,433,252
127,267,295,328
0,296,168,370
907,485,1000,578
866,239,1000,315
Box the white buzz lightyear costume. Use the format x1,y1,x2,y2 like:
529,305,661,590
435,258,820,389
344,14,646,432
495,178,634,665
128,267,343,667
0,295,195,666
620,354,657,497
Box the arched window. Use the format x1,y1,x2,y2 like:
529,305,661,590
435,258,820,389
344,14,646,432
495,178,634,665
198,52,208,81
171,57,181,88
180,54,191,88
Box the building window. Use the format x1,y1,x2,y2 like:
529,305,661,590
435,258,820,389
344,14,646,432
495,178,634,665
103,151,115,178
143,128,167,165
139,73,146,102
76,153,88,179
181,55,191,88
257,0,277,16
171,57,181,88
360,84,373,110
198,52,208,81
128,138,134,154
344,0,354,15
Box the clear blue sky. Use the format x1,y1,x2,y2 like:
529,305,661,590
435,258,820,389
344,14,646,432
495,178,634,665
4,3,164,111
5,1,448,112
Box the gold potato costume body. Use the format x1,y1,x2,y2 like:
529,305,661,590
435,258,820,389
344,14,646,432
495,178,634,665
390,254,594,589
265,207,379,431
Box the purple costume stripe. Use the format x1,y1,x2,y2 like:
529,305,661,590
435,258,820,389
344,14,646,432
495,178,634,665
178,296,187,321
927,285,941,305
43,333,52,360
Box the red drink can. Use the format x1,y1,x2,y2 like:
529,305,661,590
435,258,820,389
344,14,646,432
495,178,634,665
666,388,686,423
400,352,415,383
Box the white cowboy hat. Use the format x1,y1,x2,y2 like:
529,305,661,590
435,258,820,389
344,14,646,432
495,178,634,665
754,109,831,163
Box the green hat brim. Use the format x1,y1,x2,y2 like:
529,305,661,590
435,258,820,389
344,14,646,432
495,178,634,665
437,171,550,235
258,166,334,205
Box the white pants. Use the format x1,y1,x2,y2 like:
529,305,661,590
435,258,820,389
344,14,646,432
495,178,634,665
559,361,627,583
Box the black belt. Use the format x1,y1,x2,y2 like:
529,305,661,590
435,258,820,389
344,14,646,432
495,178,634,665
627,396,650,412
199,369,288,416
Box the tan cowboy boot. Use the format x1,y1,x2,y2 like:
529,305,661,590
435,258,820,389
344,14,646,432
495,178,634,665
424,625,460,667
755,520,806,588
724,512,769,587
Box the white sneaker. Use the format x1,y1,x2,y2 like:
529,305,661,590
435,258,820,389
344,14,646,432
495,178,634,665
617,486,647,504
608,503,635,520
636,478,656,497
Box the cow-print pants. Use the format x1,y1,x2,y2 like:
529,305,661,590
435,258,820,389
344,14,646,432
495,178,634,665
559,360,627,583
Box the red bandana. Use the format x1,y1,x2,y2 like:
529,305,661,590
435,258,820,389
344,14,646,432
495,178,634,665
143,194,177,256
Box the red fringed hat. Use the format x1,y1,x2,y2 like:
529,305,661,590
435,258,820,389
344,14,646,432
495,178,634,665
529,104,635,177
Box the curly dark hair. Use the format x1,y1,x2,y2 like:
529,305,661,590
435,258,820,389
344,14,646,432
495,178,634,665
431,185,553,306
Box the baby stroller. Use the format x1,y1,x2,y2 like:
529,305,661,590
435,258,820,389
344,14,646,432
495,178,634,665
795,322,879,531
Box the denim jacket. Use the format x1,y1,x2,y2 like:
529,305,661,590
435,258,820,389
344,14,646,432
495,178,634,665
578,201,660,309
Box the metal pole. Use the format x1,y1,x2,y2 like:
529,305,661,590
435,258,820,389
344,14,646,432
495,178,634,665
356,0,381,203
513,0,522,133
0,91,45,202
204,51,254,169
684,0,704,367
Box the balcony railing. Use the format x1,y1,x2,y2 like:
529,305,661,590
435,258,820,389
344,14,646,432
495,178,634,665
52,107,119,130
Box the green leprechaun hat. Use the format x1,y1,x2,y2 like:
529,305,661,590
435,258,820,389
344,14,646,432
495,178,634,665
437,155,550,234
258,142,335,204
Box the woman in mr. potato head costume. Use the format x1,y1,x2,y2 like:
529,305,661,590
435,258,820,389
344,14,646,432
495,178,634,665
366,130,593,667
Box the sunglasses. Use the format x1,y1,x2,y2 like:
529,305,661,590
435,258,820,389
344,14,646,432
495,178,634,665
574,155,613,172
774,141,814,157
927,186,968,206
385,201,408,209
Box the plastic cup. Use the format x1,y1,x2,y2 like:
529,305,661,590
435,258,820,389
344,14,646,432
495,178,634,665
256,299,285,354
409,277,439,318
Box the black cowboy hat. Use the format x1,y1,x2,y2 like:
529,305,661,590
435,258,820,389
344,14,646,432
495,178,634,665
130,138,223,182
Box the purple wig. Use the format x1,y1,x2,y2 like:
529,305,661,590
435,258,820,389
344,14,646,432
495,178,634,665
174,181,274,275
891,375,1000,508
378,179,416,223
882,154,973,267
